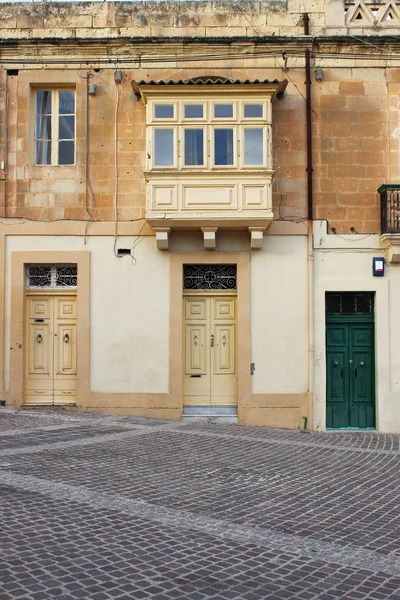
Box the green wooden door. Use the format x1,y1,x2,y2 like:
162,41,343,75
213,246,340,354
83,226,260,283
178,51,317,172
326,317,375,429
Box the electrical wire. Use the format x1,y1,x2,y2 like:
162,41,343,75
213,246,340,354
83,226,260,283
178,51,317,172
231,0,314,113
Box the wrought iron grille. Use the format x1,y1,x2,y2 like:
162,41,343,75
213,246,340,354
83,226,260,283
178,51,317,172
326,292,374,315
379,184,400,234
26,265,78,289
183,265,237,290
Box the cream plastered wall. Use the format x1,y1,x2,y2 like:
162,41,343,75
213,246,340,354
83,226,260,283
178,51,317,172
4,235,170,394
251,234,309,394
312,221,399,432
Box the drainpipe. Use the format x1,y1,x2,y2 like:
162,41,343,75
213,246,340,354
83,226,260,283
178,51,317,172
304,14,314,430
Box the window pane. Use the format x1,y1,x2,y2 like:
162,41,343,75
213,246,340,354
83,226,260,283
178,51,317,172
154,129,174,166
59,91,75,114
154,104,174,119
35,91,51,115
59,115,75,140
184,104,203,118
184,129,204,166
35,140,51,165
35,115,51,141
244,129,263,165
244,104,263,118
58,141,75,165
214,129,233,165
214,104,233,118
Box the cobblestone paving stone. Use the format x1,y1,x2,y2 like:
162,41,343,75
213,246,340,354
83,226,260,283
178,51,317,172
0,408,400,599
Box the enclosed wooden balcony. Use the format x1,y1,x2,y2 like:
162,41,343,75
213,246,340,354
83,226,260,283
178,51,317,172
379,184,400,262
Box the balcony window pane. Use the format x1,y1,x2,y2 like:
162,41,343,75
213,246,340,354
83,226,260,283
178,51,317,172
35,90,51,114
214,104,233,118
35,140,52,165
184,104,204,118
184,129,204,165
244,129,263,165
58,141,75,165
244,104,263,118
59,90,75,115
154,129,174,166
214,129,233,166
154,104,174,119
59,115,75,140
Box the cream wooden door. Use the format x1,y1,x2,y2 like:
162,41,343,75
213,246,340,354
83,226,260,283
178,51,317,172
25,295,77,405
183,296,237,406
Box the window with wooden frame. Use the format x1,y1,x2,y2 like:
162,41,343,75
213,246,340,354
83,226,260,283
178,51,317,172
147,99,271,172
33,89,75,166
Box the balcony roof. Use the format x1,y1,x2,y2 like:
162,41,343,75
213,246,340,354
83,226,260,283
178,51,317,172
131,75,288,102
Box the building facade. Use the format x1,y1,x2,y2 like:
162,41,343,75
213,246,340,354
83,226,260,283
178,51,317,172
0,0,400,431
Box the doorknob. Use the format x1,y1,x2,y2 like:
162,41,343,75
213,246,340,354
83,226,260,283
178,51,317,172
36,333,42,344
63,333,70,343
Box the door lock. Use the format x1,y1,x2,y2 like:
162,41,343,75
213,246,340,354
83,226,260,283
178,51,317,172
211,335,214,347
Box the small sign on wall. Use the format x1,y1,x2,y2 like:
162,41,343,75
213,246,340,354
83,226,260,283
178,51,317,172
372,257,385,277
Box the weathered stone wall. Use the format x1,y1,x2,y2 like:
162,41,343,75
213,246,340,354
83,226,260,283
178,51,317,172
0,1,341,39
0,1,399,232
313,70,400,233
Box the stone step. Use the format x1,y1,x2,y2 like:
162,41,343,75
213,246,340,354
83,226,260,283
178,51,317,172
182,405,238,424
182,415,238,424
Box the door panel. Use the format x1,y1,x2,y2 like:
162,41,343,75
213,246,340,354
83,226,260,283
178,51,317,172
183,296,237,406
54,323,77,376
185,324,207,373
25,295,77,405
214,324,235,373
28,323,52,376
210,298,237,406
326,320,375,429
29,298,51,319
56,297,77,319
183,298,210,405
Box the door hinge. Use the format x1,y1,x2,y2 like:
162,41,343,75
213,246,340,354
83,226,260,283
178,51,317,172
250,362,255,376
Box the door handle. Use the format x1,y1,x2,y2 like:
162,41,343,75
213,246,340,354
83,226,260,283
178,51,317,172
36,333,42,344
355,368,357,378
341,368,343,378
211,335,214,347
63,333,70,343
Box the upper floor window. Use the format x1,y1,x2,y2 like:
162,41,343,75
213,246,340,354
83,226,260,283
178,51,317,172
34,89,75,166
147,99,271,171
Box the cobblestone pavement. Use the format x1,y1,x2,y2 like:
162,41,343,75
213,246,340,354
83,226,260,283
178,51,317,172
1,409,400,600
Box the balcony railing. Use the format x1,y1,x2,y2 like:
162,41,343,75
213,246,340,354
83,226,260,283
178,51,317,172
379,185,400,234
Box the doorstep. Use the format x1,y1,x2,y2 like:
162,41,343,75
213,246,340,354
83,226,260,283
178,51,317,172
183,405,238,424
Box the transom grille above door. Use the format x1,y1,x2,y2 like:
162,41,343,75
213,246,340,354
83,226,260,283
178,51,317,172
183,265,237,290
326,292,374,315
26,265,78,289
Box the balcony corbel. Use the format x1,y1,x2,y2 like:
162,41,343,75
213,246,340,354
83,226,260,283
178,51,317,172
154,227,171,250
201,227,218,250
249,227,266,249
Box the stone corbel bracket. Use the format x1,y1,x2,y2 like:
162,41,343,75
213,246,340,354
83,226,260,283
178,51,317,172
154,227,171,250
380,233,400,263
249,227,266,249
201,227,218,250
